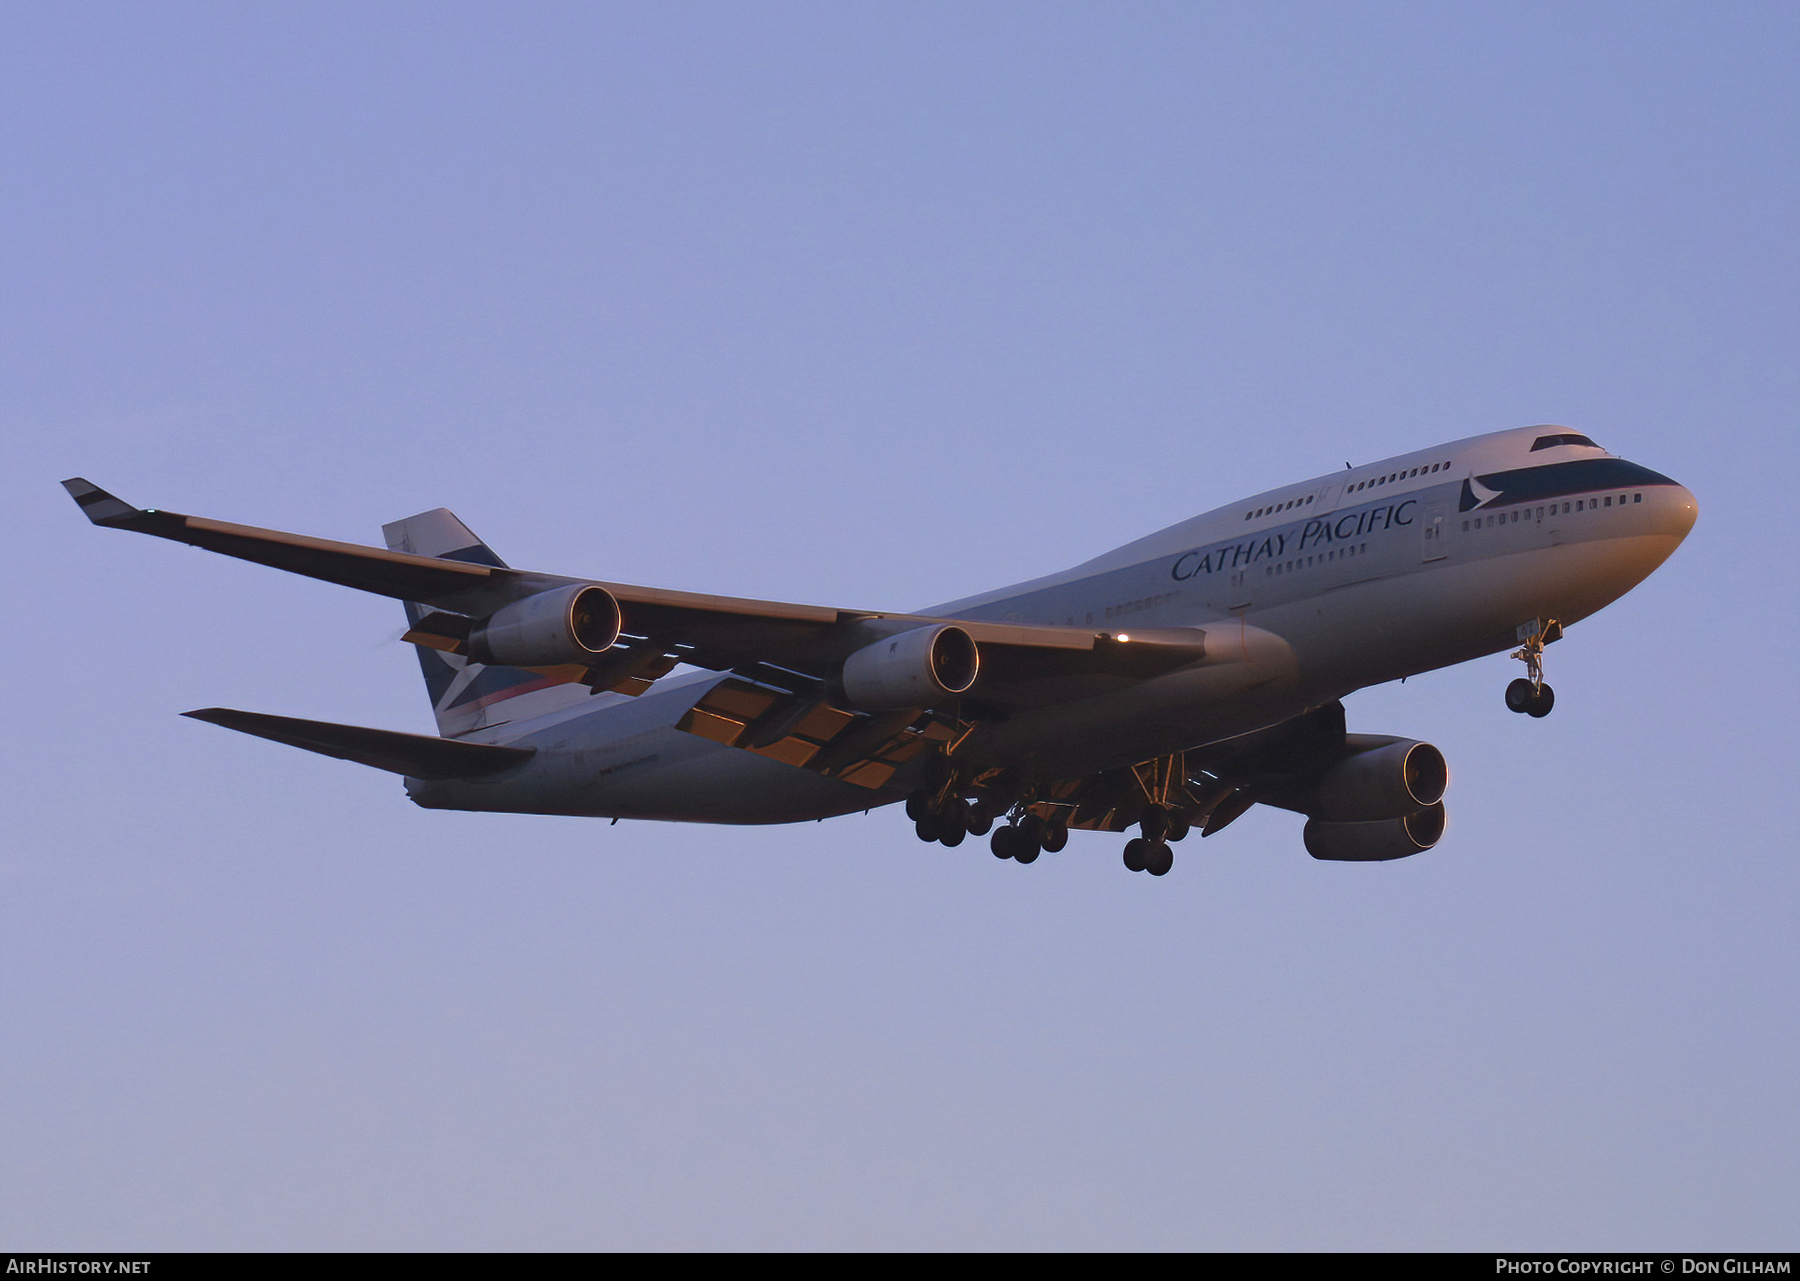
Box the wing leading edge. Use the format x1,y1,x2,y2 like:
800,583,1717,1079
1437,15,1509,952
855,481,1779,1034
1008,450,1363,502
63,479,1209,701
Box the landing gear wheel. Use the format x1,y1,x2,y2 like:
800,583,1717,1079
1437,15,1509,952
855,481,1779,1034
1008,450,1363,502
915,817,939,843
1145,842,1174,876
1017,813,1045,847
990,827,1015,859
1014,841,1040,865
1164,815,1190,844
965,807,993,837
939,823,966,847
1123,837,1150,873
1041,823,1068,854
1508,619,1561,719
1139,804,1170,844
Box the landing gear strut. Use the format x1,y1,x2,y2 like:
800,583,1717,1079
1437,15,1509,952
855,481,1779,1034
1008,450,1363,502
1120,763,1187,876
1506,619,1560,718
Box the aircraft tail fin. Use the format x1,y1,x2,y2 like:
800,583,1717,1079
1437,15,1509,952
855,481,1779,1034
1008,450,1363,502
381,509,595,736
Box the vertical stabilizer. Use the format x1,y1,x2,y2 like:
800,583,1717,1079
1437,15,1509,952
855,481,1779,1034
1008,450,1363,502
382,509,593,737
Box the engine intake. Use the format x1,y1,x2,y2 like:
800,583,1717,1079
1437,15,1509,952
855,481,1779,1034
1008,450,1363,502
841,624,979,710
467,584,622,668
1304,802,1446,862
1314,739,1448,822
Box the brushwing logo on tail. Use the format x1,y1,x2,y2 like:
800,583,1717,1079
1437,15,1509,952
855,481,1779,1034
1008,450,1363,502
382,508,596,737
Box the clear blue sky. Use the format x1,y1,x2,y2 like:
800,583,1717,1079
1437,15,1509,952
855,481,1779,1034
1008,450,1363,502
4,0,1795,1250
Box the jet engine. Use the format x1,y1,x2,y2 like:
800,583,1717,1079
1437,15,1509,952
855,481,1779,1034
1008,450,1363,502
1303,802,1446,862
840,624,979,710
466,584,622,668
1313,739,1448,822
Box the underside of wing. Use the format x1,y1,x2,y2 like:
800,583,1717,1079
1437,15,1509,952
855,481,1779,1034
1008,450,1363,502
677,679,958,791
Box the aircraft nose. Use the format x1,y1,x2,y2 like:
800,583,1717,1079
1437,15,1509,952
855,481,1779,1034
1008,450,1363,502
1660,482,1699,540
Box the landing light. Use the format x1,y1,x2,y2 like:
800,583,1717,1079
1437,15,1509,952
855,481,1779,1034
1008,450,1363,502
1118,634,1130,642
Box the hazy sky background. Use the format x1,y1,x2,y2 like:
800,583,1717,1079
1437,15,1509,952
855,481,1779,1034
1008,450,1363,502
4,0,1795,1250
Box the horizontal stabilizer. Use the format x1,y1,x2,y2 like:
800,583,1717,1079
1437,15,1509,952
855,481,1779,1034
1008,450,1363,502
182,707,535,779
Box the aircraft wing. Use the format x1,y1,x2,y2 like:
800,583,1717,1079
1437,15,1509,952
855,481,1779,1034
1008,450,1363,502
66,480,1235,792
64,479,1209,700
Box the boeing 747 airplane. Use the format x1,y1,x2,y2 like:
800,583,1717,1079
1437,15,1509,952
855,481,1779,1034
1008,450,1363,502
64,423,1695,876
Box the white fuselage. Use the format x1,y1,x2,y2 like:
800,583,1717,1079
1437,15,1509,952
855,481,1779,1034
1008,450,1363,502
407,425,1696,822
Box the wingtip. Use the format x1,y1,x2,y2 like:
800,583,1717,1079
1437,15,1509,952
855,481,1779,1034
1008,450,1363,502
62,477,143,526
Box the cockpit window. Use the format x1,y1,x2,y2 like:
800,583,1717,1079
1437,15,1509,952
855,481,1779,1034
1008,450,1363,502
1530,433,1600,452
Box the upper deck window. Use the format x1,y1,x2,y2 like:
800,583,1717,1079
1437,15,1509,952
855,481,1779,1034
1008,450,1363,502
1530,433,1600,452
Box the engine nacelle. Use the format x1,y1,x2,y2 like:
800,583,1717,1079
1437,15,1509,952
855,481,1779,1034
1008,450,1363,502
840,624,979,710
466,584,622,668
1313,739,1448,822
1304,802,1446,862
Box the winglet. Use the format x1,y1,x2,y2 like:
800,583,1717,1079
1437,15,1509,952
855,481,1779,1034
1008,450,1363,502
61,478,145,527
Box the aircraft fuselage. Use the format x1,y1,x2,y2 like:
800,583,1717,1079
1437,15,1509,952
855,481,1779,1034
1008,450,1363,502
406,424,1696,824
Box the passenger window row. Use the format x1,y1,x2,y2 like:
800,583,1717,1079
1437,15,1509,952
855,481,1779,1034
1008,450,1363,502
1345,460,1452,497
1242,458,1457,522
1461,492,1642,532
1264,544,1369,576
1245,494,1316,521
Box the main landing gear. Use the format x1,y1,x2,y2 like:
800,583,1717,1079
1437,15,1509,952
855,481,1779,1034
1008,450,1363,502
1505,618,1562,719
908,755,1069,861
907,759,993,849
907,753,1073,865
906,781,988,847
1121,801,1182,877
990,810,1069,864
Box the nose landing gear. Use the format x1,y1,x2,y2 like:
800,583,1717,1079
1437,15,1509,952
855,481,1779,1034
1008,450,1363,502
1506,619,1561,718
